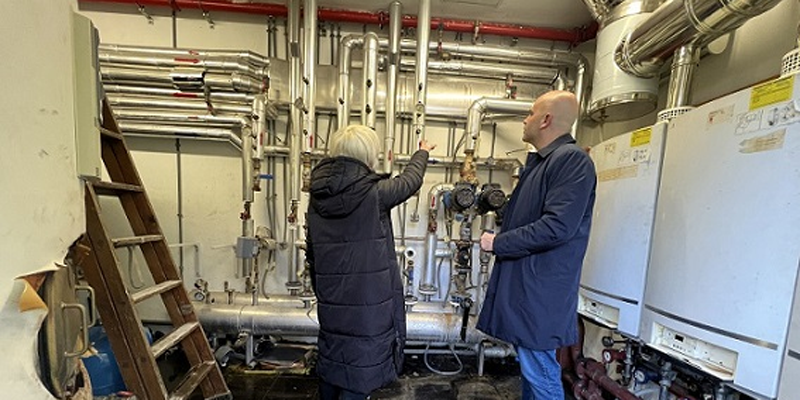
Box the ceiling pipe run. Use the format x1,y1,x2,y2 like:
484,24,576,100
79,0,595,43
615,0,783,78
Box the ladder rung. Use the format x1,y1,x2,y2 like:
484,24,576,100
112,234,164,248
99,126,125,141
92,181,143,196
152,321,200,359
131,280,183,304
169,360,215,400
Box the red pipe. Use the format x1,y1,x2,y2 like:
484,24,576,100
582,358,642,400
78,0,595,44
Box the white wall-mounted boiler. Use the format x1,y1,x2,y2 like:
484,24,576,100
580,123,666,338
641,74,800,399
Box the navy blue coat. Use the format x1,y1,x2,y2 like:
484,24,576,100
477,134,596,350
306,151,428,394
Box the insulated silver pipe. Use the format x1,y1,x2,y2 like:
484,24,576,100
99,44,269,67
98,51,268,79
107,95,252,114
419,183,453,297
103,84,257,103
287,0,303,293
414,0,431,141
114,109,248,127
399,39,587,69
362,32,380,130
195,301,488,343
400,59,559,84
117,122,243,148
337,35,364,130
253,95,268,161
664,44,700,109
303,0,318,151
384,1,403,175
572,60,588,136
615,0,782,78
465,98,532,151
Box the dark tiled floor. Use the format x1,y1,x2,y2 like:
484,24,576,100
222,351,524,400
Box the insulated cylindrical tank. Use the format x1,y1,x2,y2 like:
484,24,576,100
588,14,658,122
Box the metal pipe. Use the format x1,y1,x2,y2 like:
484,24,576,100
107,95,252,114
99,43,269,66
114,109,249,126
615,0,783,78
194,301,488,343
286,0,303,293
303,0,318,151
465,97,531,151
419,183,453,298
664,43,699,109
336,35,364,130
399,59,559,84
101,67,265,93
399,39,588,69
103,84,257,102
362,32,379,130
98,51,268,79
81,0,593,43
383,1,403,175
413,0,431,142
117,122,243,148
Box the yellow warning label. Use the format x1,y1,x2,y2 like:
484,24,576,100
750,75,795,111
630,127,652,147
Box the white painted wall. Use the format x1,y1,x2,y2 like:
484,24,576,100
0,0,83,397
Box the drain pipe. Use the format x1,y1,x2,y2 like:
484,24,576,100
336,35,364,130
413,0,431,142
657,43,700,121
362,32,380,129
384,0,402,175
615,0,783,78
286,0,303,293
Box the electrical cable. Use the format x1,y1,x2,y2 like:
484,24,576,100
423,342,463,376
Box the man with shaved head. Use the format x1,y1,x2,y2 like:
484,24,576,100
477,90,596,399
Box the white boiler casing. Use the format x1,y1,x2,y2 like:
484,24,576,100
580,122,666,338
641,74,800,398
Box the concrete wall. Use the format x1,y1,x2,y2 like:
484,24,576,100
0,1,83,397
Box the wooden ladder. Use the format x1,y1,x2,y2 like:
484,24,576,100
79,100,230,400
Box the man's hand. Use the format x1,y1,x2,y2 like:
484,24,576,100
480,232,496,252
419,139,437,152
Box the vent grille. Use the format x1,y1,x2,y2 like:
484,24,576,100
782,48,800,76
657,106,694,122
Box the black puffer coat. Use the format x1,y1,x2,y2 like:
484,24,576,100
307,151,428,394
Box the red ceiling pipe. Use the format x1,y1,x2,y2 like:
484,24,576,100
79,0,595,44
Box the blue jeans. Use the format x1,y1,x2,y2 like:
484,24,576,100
516,346,564,400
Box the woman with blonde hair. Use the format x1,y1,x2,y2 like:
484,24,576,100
307,124,435,399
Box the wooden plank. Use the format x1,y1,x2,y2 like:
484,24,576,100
168,361,214,400
84,184,168,400
131,279,182,304
151,322,199,359
92,181,143,196
112,234,164,248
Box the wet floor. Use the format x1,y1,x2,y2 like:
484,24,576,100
222,351,525,399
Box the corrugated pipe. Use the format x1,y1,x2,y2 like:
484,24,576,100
80,0,593,43
615,0,783,78
465,98,532,151
383,1,403,175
